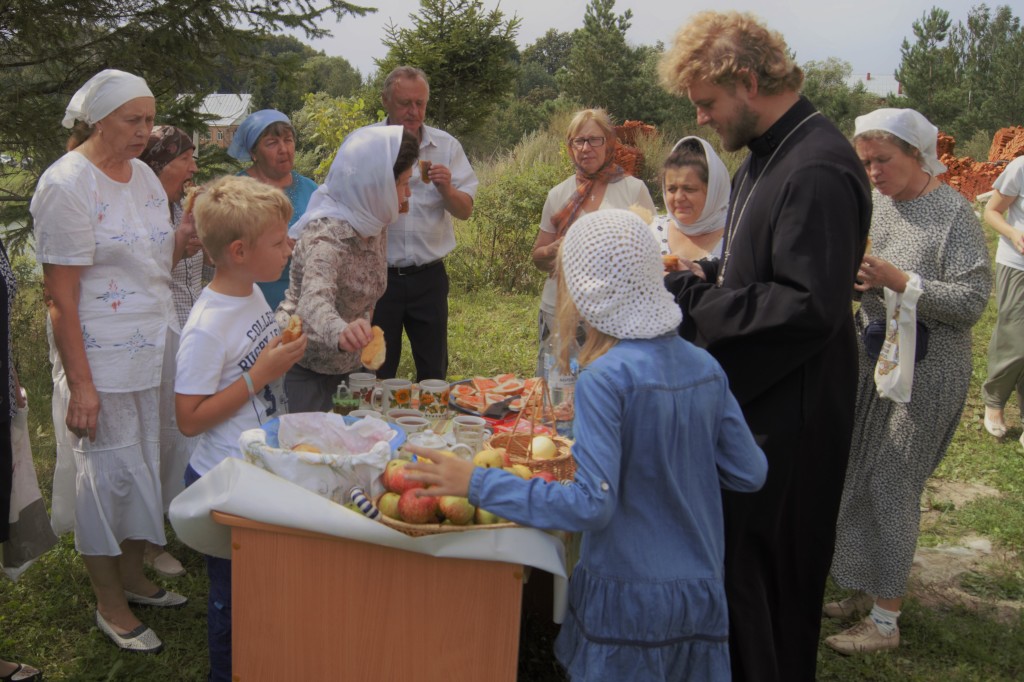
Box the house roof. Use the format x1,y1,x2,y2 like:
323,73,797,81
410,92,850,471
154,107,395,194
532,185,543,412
197,94,253,127
846,73,904,98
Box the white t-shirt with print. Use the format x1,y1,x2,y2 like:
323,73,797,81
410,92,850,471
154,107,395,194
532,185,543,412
992,155,1024,271
176,286,288,475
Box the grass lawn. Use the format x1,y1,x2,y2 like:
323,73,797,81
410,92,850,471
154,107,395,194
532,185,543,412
3,249,1024,679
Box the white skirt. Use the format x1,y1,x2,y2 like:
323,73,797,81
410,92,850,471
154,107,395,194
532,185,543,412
49,332,185,555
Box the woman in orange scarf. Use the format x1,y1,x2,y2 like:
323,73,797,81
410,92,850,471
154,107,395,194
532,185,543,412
531,109,656,376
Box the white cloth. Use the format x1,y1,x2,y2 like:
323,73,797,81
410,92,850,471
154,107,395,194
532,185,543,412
854,108,947,176
51,373,167,555
169,457,568,580
290,126,403,240
662,136,730,236
176,286,289,476
32,152,176,392
369,121,479,267
62,69,153,128
561,209,682,340
874,273,924,403
539,175,656,314
991,155,1024,271
648,215,724,259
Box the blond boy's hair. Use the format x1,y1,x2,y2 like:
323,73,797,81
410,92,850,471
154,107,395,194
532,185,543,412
189,175,293,260
659,11,803,96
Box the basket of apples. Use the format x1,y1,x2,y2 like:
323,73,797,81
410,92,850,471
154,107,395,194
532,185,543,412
486,378,575,481
373,455,517,536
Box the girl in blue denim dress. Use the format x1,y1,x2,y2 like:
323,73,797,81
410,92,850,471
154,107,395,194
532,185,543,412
408,209,767,681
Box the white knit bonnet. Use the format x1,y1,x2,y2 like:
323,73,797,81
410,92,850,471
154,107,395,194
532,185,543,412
560,209,682,339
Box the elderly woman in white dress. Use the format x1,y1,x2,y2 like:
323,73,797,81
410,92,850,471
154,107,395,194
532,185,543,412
649,136,730,262
31,69,191,653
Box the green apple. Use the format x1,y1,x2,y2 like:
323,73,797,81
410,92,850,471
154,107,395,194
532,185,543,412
531,435,558,460
503,464,533,480
377,491,401,520
439,496,476,525
473,448,505,468
475,507,504,525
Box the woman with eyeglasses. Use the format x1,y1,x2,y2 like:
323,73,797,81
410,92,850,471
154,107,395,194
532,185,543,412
531,109,656,376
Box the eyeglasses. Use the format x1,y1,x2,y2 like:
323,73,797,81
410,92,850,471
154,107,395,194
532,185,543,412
569,136,606,150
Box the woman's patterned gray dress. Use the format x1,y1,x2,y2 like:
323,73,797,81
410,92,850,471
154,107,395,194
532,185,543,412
831,183,991,598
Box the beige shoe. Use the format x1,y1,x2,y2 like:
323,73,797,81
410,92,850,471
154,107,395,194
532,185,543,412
825,616,899,655
822,591,874,619
143,545,186,578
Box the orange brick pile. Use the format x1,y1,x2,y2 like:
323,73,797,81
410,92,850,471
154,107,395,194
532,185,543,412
989,126,1024,161
937,127,1024,201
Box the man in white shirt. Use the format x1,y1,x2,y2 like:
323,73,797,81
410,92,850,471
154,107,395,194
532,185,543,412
370,66,478,381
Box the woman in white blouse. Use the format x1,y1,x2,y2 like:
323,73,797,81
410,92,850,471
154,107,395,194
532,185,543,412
530,109,656,376
31,70,191,653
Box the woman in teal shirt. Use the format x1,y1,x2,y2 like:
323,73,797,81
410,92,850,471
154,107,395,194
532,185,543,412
228,109,317,310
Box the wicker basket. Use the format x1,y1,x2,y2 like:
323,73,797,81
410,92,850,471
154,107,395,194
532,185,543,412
487,378,576,481
373,494,516,537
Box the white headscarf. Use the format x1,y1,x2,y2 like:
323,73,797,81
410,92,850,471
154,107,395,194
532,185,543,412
561,209,682,340
289,126,404,240
62,69,153,129
662,136,730,237
854,108,947,176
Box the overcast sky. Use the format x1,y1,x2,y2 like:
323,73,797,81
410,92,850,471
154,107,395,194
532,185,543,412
293,0,1017,79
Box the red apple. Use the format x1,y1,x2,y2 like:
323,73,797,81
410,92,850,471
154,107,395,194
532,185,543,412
533,470,557,483
438,496,476,525
377,491,401,520
398,489,439,524
382,459,424,494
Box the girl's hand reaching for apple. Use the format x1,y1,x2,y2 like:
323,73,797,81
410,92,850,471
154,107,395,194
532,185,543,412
404,444,475,498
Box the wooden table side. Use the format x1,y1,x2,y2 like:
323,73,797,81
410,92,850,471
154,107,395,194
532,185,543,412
213,512,524,680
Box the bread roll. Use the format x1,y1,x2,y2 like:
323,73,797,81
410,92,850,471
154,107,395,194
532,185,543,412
662,254,680,270
281,315,303,344
361,325,386,371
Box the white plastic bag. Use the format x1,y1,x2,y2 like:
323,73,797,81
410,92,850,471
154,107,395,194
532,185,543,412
239,413,396,504
3,390,58,581
874,274,923,403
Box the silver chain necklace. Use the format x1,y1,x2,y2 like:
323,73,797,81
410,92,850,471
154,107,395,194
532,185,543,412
716,111,821,287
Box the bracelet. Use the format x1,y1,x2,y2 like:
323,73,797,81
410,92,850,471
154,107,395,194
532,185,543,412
241,371,256,398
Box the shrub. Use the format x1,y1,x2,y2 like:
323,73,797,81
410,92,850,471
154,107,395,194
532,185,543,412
449,129,571,294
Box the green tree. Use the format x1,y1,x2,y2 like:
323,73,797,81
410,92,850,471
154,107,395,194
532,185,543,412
951,4,1023,138
304,55,363,98
0,0,372,247
375,0,521,139
522,29,574,76
559,0,640,118
896,8,964,131
291,92,374,181
801,58,877,135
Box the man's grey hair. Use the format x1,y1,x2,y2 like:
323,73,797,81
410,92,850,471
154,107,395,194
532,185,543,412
382,66,430,101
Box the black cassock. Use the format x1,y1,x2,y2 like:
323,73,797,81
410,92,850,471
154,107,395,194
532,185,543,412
666,97,871,682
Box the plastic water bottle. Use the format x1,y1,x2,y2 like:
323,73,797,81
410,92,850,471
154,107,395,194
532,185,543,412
542,332,578,439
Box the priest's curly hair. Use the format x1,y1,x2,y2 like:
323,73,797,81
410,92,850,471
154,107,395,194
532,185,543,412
659,11,803,96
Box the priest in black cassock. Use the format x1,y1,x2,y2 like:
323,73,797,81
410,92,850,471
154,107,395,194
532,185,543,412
658,12,871,682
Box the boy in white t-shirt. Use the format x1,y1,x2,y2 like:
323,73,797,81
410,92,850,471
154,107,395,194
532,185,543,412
175,175,306,682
